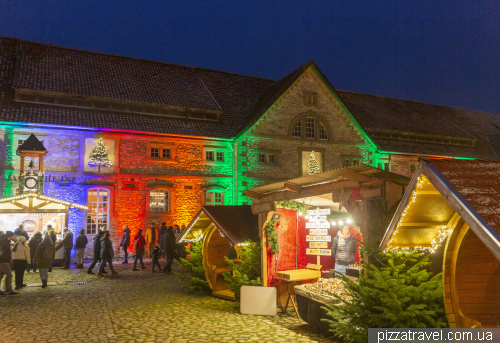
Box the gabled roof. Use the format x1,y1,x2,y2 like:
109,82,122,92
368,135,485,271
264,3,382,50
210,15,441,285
16,134,47,154
380,159,500,261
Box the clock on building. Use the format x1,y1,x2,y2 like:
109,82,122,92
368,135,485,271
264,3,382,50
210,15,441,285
25,176,38,190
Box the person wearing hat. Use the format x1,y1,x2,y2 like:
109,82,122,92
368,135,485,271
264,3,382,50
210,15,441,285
132,229,146,271
57,228,74,269
74,229,88,269
87,231,105,275
119,226,131,264
0,231,18,295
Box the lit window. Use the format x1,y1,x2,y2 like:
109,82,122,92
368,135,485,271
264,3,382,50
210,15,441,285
216,152,224,162
259,153,266,163
206,151,214,161
306,117,315,139
151,147,159,158
293,121,302,138
206,191,223,206
268,154,275,164
86,188,109,234
150,189,170,212
163,148,171,159
319,124,328,140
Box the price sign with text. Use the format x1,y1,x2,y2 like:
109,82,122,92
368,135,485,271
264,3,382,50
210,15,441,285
309,229,328,235
309,242,328,248
307,209,331,216
306,249,332,256
306,222,330,229
306,235,331,242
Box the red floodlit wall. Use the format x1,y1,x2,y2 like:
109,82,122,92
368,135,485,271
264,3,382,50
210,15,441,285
266,208,362,286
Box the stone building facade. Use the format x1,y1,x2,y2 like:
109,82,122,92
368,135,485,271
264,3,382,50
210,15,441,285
1,36,499,254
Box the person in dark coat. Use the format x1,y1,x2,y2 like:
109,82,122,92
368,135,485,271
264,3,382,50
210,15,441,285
0,231,18,295
87,231,105,275
74,229,88,269
158,222,167,258
98,232,117,277
151,246,161,272
13,224,29,242
119,226,131,264
27,231,43,273
33,235,55,288
132,229,146,271
47,229,57,272
331,225,359,276
57,228,74,269
162,226,175,274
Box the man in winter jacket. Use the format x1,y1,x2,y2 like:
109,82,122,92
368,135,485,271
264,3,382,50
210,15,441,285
74,229,88,269
162,226,176,274
145,223,157,258
158,222,167,258
13,224,29,242
57,228,74,269
119,226,130,264
132,229,146,271
27,231,43,272
87,231,105,275
98,232,117,277
34,235,55,288
0,231,18,296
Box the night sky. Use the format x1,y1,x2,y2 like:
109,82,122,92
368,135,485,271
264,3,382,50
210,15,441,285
1,1,499,113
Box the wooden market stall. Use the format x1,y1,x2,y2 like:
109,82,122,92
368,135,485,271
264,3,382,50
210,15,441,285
177,205,259,300
244,164,410,316
380,159,500,328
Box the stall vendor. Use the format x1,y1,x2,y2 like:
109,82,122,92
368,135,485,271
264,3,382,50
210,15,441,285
331,225,358,276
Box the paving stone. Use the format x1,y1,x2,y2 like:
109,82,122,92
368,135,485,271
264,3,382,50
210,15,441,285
0,260,332,342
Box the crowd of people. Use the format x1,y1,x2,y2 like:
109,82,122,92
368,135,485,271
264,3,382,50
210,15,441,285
0,222,187,296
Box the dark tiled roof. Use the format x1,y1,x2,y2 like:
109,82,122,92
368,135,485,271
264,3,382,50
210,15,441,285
16,133,47,153
335,90,500,158
203,205,260,243
0,36,274,138
428,159,500,230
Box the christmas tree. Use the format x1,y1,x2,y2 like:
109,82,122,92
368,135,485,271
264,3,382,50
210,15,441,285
308,151,321,175
88,138,113,172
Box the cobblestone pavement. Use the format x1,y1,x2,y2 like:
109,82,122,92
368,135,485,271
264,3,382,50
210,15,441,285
0,259,333,343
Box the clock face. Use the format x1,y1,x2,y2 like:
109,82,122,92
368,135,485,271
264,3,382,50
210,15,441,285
25,177,38,189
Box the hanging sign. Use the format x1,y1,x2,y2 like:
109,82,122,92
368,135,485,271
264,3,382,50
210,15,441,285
309,229,328,235
306,222,330,229
306,249,331,256
309,242,328,248
306,235,331,242
307,209,331,216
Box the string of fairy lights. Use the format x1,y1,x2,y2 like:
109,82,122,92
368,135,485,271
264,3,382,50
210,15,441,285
0,193,88,210
385,175,452,254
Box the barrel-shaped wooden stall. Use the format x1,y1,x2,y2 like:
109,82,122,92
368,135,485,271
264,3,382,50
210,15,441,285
381,159,500,328
178,205,259,300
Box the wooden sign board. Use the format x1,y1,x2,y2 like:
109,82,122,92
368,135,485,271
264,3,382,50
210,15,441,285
306,222,330,229
306,235,331,242
309,229,328,235
307,209,331,215
309,242,328,248
306,249,331,256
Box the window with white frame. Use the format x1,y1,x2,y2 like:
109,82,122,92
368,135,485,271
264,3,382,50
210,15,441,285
86,188,110,234
319,123,328,140
205,190,223,206
268,154,275,164
150,189,170,212
259,153,266,163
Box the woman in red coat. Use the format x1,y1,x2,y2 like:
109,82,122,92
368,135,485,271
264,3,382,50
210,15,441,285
132,229,146,271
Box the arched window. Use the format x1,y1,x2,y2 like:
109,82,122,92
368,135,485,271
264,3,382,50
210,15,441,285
150,189,170,212
86,188,110,234
289,113,330,141
205,190,223,206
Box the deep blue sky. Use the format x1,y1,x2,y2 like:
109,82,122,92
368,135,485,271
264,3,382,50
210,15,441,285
1,1,499,113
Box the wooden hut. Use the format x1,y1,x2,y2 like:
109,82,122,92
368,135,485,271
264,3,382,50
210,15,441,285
177,205,259,300
380,159,500,328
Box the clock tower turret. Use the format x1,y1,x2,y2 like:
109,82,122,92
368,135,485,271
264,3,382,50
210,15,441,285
16,134,48,195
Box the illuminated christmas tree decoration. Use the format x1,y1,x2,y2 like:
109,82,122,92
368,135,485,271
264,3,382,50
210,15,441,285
88,138,113,172
307,151,321,175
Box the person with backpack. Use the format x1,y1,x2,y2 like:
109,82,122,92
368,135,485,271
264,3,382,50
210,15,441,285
74,229,88,269
119,226,130,264
132,229,146,271
12,236,30,290
57,228,74,269
162,226,175,274
97,232,117,277
0,231,18,296
87,231,104,275
27,231,42,273
33,235,55,288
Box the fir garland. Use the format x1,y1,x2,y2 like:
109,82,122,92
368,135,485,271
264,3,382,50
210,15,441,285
265,200,309,254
